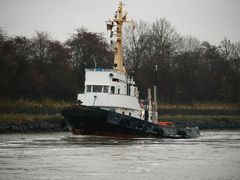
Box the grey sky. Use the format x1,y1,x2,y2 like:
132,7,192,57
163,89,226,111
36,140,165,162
0,0,239,44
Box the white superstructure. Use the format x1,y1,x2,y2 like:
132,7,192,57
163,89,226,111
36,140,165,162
77,68,143,119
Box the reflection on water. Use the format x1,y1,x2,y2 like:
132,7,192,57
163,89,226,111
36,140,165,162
0,131,240,180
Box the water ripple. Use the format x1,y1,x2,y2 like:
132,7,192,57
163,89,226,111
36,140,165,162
0,131,240,180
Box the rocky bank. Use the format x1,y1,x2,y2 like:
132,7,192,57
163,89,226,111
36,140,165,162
0,117,240,133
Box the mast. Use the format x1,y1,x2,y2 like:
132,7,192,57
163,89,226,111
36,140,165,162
106,2,131,72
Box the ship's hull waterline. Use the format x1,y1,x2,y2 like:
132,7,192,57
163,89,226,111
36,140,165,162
62,105,200,139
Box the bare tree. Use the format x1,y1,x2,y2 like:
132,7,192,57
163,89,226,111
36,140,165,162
31,31,51,63
0,28,8,42
178,35,201,53
235,41,240,57
150,18,182,68
219,38,239,60
123,20,151,74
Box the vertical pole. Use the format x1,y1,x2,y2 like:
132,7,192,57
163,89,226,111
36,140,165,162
93,57,97,69
148,88,152,122
153,65,158,124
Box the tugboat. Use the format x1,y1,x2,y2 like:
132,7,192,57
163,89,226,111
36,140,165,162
62,2,200,138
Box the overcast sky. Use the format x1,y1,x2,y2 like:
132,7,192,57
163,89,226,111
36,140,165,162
1,0,240,45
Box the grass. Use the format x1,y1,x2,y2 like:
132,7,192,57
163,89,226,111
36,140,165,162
0,113,63,123
0,98,239,124
158,102,240,110
0,98,67,125
0,98,72,110
159,115,240,121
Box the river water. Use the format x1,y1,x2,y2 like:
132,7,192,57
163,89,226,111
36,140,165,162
0,131,239,180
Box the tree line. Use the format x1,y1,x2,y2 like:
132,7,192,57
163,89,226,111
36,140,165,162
124,19,240,102
0,18,240,102
0,28,112,100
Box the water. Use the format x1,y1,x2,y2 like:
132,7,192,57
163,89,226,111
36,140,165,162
0,131,240,180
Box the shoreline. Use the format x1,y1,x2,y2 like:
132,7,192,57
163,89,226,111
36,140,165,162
0,99,239,133
170,118,240,130
0,118,68,133
0,115,240,134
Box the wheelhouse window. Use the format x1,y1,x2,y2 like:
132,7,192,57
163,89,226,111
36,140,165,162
86,85,92,92
92,85,102,93
110,86,115,94
112,78,119,82
103,86,109,93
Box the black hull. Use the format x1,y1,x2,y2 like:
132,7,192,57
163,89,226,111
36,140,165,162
62,105,200,138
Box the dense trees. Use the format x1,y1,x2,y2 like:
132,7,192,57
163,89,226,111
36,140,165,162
123,19,240,102
0,19,240,102
0,28,112,99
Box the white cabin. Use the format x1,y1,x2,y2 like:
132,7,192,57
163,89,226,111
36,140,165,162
77,68,143,119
